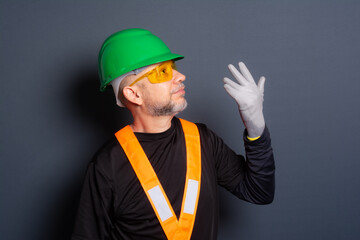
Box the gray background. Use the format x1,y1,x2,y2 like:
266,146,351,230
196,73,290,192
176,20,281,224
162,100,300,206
1,0,360,239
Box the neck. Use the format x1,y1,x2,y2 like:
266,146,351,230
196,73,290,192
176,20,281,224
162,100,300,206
131,114,174,133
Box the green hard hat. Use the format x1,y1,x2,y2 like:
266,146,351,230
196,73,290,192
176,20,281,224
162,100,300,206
98,28,184,91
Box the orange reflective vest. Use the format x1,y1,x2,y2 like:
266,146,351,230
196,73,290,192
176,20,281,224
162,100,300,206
115,118,201,240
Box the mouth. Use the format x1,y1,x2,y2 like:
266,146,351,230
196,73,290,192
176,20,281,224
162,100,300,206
172,84,185,95
172,88,185,96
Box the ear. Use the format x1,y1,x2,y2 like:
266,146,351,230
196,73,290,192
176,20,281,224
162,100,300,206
123,86,143,106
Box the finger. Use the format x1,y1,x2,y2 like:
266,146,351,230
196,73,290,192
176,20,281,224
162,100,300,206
228,64,248,86
223,81,247,96
223,84,238,98
257,76,266,95
224,84,246,100
223,77,241,89
238,62,255,84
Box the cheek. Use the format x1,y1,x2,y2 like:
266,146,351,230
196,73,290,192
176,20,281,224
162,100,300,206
143,84,172,102
157,87,172,102
155,82,172,95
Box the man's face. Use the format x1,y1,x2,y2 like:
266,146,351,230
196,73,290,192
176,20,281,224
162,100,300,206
136,61,187,116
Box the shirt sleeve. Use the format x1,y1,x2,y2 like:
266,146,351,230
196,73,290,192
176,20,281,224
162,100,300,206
71,159,115,240
203,125,275,204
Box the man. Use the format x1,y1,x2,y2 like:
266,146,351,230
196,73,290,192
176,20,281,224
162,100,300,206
72,28,275,240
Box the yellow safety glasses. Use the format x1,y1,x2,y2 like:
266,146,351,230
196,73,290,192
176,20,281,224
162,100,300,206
129,61,177,86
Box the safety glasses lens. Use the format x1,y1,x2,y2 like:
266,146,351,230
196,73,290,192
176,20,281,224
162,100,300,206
149,62,176,84
130,61,177,86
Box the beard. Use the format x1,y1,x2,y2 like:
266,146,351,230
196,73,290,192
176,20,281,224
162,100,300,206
142,83,187,116
146,98,187,116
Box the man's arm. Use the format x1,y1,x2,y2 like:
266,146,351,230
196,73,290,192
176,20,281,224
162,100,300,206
217,61,275,203
240,126,275,204
205,123,275,204
72,160,114,240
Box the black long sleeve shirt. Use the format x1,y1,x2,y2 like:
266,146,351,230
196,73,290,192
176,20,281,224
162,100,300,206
72,117,275,239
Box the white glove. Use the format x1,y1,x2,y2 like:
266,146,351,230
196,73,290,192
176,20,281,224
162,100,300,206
223,62,266,138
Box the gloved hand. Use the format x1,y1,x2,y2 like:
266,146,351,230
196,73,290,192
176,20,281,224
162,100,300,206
223,62,266,138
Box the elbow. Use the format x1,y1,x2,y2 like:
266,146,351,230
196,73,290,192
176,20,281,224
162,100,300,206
251,182,275,205
239,187,275,205
251,189,274,205
260,193,274,205
258,182,275,205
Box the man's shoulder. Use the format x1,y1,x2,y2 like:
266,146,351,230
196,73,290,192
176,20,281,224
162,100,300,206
91,135,126,169
95,135,120,154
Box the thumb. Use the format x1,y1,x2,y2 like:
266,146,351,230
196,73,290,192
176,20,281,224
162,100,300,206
257,76,266,95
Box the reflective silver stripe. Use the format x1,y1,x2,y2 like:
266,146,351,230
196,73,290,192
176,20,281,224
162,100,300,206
148,185,173,222
183,179,199,214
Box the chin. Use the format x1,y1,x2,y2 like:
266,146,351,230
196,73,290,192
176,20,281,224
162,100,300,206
146,99,187,117
174,99,187,113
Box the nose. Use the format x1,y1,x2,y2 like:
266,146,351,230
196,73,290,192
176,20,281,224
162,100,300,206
172,69,186,83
